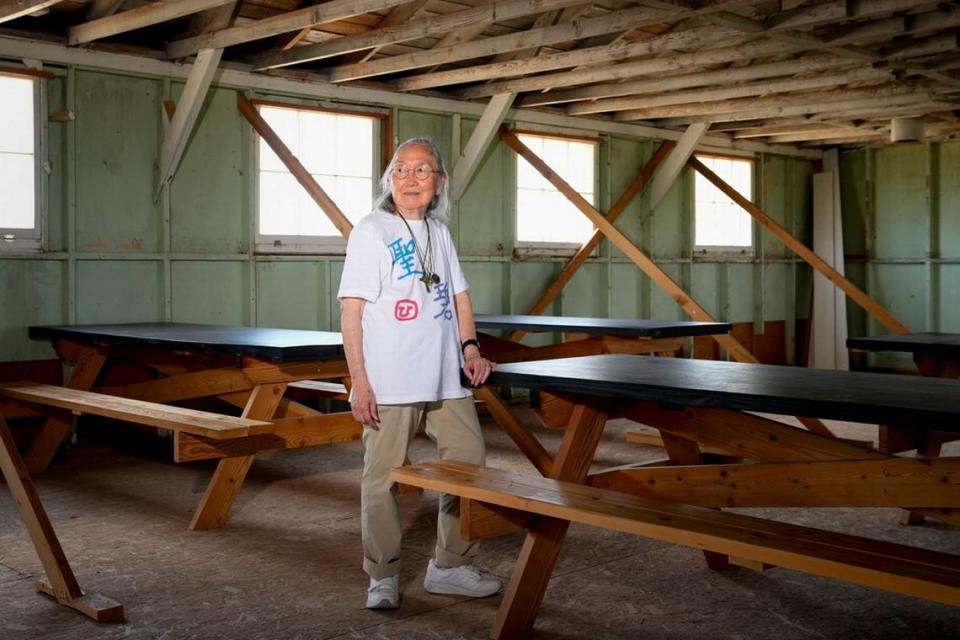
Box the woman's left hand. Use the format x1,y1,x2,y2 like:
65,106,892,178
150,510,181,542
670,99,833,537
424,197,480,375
463,354,495,387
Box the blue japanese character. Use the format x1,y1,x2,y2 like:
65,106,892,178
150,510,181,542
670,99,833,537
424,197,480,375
388,237,421,281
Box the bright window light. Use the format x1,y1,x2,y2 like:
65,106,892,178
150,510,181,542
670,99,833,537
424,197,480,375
257,105,375,240
516,133,596,244
694,155,753,249
0,74,36,231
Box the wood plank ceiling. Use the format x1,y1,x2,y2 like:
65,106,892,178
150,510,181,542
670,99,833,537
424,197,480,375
2,0,959,148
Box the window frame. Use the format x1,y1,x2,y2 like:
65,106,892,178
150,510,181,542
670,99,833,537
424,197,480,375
252,99,388,255
692,152,756,256
0,66,47,254
512,129,600,257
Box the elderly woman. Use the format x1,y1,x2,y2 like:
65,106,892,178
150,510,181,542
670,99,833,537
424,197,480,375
337,137,500,610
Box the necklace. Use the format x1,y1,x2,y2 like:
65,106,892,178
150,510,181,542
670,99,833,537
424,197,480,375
397,212,441,292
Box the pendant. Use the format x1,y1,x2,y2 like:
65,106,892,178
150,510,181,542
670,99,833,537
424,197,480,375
420,272,433,292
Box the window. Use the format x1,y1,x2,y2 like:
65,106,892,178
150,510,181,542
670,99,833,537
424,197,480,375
256,103,379,252
694,154,754,250
516,132,596,246
0,71,42,252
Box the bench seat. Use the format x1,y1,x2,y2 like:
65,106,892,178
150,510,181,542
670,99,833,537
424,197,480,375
0,382,271,440
391,460,960,607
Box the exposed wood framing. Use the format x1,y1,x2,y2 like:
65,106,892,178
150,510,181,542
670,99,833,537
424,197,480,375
500,127,756,363
688,156,910,334
0,0,62,25
648,123,710,212
69,0,236,46
451,92,514,203
85,0,123,21
508,140,675,341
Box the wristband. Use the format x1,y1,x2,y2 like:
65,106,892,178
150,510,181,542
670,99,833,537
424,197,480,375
461,338,481,355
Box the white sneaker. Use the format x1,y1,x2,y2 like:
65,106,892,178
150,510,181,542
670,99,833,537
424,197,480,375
423,559,501,597
366,574,399,610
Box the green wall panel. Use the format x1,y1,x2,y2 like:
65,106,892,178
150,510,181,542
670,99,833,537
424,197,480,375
171,261,248,325
75,71,160,253
607,136,652,258
727,263,755,323
839,150,867,258
396,110,452,162
761,263,787,320
760,155,789,259
0,260,64,361
691,263,720,320
561,263,604,317
651,171,686,259
869,264,927,333
509,261,559,315
328,260,344,331
170,86,246,254
256,261,328,330
610,263,644,319
76,261,161,323
939,143,960,259
46,76,67,253
874,144,929,259
457,119,508,257
461,261,504,315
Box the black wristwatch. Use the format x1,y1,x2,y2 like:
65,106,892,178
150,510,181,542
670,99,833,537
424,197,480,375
461,338,481,355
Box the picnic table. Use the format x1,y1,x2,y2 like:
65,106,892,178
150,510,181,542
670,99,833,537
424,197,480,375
394,353,960,639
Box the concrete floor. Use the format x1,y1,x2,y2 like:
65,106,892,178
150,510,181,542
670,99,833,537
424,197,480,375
2,409,960,640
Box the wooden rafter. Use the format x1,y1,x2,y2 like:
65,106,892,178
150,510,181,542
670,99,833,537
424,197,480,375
0,0,62,24
250,0,588,71
167,0,413,60
69,0,237,46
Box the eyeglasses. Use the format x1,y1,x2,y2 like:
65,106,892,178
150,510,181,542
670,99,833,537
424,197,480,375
392,164,440,181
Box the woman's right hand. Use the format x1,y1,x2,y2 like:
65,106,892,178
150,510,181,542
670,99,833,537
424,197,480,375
350,380,380,428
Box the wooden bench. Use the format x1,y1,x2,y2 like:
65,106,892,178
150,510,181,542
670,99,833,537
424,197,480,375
0,381,272,440
392,460,960,607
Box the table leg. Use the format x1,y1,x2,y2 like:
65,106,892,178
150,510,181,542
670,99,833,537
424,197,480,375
0,416,123,622
189,382,287,530
491,403,607,640
24,346,107,473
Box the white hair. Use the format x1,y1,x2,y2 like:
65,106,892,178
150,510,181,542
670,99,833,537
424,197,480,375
373,137,451,224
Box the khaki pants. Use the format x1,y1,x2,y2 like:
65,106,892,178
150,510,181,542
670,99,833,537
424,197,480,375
360,395,485,579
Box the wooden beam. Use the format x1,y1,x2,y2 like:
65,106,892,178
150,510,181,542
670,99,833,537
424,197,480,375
519,54,856,108
236,92,353,239
590,458,960,509
500,127,756,363
567,68,894,116
0,0,62,25
688,156,910,334
614,82,934,122
69,0,236,46
249,0,587,71
455,38,800,99
393,24,741,90
648,123,709,212
167,0,413,60
340,0,430,65
329,5,678,83
451,93,514,203
0,416,124,621
155,47,223,199
85,0,123,21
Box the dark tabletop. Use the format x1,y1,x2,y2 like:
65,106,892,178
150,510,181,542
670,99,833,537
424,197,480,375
30,323,344,363
488,354,960,432
847,333,960,359
474,314,731,338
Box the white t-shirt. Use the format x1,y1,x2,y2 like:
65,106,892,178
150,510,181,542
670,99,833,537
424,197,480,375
337,210,471,404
